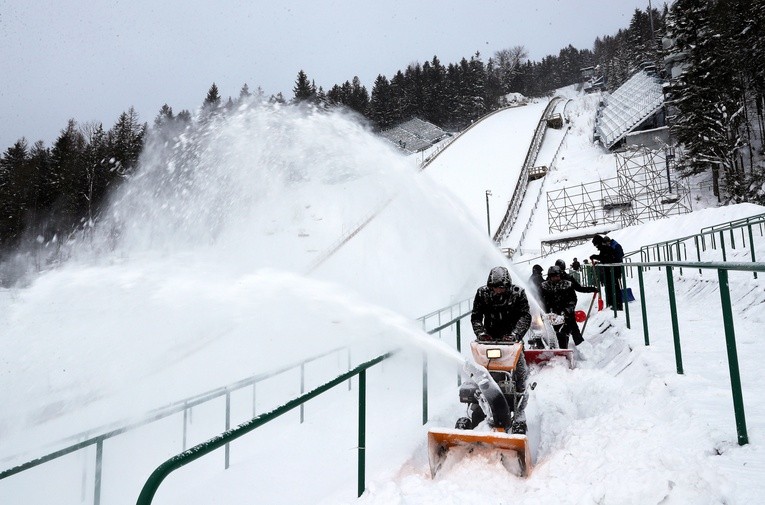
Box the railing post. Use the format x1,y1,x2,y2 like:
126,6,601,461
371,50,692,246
80,446,87,502
183,407,188,451
720,231,727,261
621,265,630,329
300,363,305,423
748,224,758,279
717,269,749,445
348,348,353,391
94,439,103,505
252,384,257,418
610,267,618,318
638,267,650,345
225,392,231,469
666,266,684,374
677,242,684,275
422,353,428,425
357,369,366,497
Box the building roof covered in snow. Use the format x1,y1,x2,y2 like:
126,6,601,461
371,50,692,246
379,117,450,153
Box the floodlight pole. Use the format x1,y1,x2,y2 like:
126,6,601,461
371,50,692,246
665,147,674,193
485,190,492,237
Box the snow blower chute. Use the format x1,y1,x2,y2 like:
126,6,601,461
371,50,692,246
427,341,532,477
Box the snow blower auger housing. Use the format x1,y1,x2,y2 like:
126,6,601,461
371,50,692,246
524,312,574,368
427,341,532,478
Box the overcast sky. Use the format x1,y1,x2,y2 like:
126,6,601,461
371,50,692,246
0,0,660,150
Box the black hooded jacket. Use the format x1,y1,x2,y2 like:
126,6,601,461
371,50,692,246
540,278,578,314
471,267,532,340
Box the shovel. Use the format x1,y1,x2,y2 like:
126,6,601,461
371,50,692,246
580,291,598,337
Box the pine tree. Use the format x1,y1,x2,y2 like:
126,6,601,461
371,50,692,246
667,0,751,201
203,83,222,111
292,70,316,103
0,139,30,243
50,119,87,224
270,92,286,104
81,122,110,226
153,104,175,129
422,56,447,124
369,74,392,129
239,83,251,100
108,107,145,176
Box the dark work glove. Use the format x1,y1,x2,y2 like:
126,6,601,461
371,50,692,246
588,286,599,293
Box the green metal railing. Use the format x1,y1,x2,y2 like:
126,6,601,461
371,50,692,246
639,214,765,277
418,298,473,421
136,298,473,504
136,352,395,505
599,260,764,446
0,347,348,504
2,297,474,504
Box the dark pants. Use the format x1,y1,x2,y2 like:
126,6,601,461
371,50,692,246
601,267,623,310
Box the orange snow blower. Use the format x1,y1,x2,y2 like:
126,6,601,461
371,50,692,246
427,340,532,477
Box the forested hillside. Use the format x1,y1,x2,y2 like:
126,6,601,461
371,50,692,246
1,2,763,275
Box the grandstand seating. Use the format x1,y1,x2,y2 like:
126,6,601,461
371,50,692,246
595,69,665,150
379,117,450,153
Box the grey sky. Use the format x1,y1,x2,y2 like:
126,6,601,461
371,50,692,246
0,0,659,150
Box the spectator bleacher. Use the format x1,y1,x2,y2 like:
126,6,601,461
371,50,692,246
595,68,665,150
379,117,450,153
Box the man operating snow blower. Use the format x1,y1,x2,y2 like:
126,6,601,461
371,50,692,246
427,266,533,477
469,265,531,435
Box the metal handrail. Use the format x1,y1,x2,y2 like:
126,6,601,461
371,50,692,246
0,347,347,480
638,214,764,277
700,211,765,234
136,351,396,505
2,298,473,504
136,298,476,503
597,260,764,447
1,348,353,505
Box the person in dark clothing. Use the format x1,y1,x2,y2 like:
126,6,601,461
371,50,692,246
471,266,530,434
603,236,624,263
539,265,583,348
527,264,544,305
472,266,532,342
589,234,623,310
555,258,598,294
571,258,581,272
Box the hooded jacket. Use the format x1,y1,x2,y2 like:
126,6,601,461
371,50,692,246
471,267,532,340
540,277,578,314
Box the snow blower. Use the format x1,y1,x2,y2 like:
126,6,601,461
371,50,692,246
524,313,575,367
427,341,532,477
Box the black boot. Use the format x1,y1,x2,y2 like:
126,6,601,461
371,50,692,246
511,420,527,435
455,417,472,429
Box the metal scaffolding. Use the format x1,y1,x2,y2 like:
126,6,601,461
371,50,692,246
542,146,692,252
